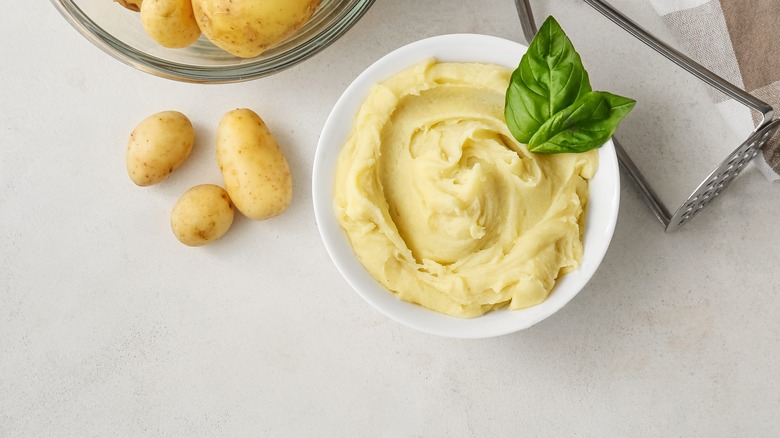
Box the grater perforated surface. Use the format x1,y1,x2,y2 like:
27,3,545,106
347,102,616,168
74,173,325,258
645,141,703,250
668,120,780,231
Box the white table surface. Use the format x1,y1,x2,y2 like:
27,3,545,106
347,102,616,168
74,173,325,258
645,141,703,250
3,1,779,436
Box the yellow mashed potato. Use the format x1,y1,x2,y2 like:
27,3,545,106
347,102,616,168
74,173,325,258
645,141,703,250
334,59,597,318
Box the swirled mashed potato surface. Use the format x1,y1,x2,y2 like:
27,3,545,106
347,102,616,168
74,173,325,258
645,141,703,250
334,60,597,318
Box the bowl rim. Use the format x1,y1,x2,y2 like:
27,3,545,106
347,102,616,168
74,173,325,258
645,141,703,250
49,0,376,83
312,33,621,339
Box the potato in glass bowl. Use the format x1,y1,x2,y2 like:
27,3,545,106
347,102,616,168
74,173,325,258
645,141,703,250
50,0,375,83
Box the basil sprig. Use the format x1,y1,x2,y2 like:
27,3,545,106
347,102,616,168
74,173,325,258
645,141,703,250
505,16,635,154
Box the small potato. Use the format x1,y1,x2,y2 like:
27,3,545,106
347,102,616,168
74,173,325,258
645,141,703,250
192,0,321,58
115,0,143,12
171,184,235,247
141,0,201,49
216,108,292,220
126,111,194,187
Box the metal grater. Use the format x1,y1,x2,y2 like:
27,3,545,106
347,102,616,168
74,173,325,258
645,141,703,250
515,0,780,232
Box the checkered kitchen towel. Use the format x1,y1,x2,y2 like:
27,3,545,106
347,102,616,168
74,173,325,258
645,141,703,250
650,0,780,181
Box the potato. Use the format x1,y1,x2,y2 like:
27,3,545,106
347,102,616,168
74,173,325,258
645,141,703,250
192,0,322,58
216,109,292,220
140,0,201,48
171,184,235,246
115,0,143,12
126,110,194,187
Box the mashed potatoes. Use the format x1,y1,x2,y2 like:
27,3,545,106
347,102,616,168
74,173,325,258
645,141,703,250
334,60,597,318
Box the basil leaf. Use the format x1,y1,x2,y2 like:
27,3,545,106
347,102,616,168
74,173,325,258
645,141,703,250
528,91,636,154
505,16,592,143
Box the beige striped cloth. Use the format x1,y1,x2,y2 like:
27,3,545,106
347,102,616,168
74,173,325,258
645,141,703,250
650,0,780,181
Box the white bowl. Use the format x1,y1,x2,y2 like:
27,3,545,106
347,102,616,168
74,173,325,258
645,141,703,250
312,34,620,338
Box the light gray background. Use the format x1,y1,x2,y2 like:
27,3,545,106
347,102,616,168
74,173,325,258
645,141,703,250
2,1,778,436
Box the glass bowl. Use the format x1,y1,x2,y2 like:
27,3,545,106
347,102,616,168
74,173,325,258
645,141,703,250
50,0,375,83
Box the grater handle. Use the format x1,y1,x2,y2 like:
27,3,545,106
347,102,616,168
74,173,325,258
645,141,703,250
514,0,538,46
513,0,672,227
613,137,671,224
584,0,773,122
